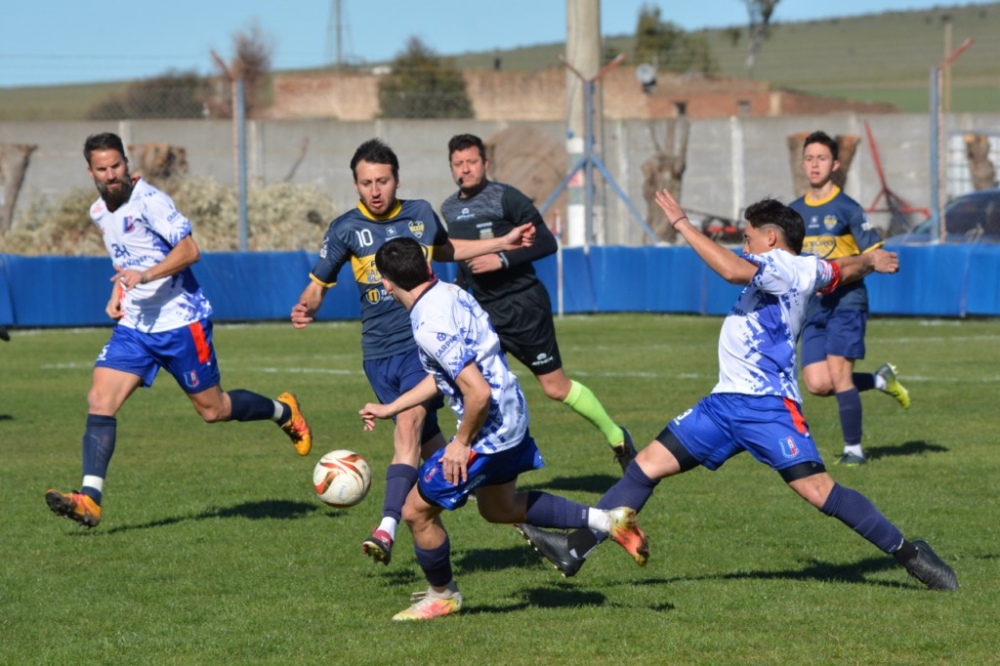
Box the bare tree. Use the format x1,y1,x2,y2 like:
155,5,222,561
744,0,780,79
208,21,273,118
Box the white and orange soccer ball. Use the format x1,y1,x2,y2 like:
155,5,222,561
312,450,372,508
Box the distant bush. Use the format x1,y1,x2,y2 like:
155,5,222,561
0,179,335,255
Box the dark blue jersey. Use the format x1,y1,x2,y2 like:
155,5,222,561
310,199,449,360
789,187,883,311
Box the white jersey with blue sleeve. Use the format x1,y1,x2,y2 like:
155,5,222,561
713,249,838,402
90,178,212,333
409,280,529,454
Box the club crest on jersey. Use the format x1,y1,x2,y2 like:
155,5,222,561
779,436,800,459
123,216,136,233
823,215,838,230
184,370,201,390
408,220,425,238
365,287,383,304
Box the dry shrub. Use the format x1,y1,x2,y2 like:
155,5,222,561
0,178,336,255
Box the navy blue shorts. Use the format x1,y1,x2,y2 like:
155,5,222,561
800,307,867,366
417,433,545,511
363,348,442,442
95,319,220,394
664,393,823,473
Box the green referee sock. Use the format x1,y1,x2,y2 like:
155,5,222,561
563,379,624,447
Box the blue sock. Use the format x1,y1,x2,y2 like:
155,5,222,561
568,461,660,552
81,414,117,505
853,372,876,392
414,535,453,587
524,491,590,528
820,483,905,553
596,460,660,512
835,388,863,446
228,389,279,422
383,464,418,522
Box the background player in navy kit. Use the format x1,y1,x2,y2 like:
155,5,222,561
46,133,312,529
441,134,636,471
517,189,958,592
789,131,911,467
291,138,534,565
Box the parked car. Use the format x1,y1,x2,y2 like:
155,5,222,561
886,188,1000,244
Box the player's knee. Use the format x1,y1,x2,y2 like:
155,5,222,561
196,405,227,423
803,377,833,396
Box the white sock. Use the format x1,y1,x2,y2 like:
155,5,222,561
82,475,104,495
272,400,286,422
874,375,887,391
587,509,611,533
843,444,864,458
378,517,398,539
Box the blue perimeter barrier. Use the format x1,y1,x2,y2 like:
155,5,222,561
1,244,998,327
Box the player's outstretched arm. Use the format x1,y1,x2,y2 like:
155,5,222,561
654,188,756,285
435,223,536,262
359,374,440,431
111,235,200,291
835,248,899,285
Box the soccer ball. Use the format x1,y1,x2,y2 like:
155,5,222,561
313,450,372,508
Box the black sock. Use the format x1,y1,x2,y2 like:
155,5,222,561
892,540,918,565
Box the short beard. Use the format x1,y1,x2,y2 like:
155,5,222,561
97,174,134,212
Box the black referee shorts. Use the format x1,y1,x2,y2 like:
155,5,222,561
481,281,562,376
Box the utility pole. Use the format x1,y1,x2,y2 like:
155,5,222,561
565,0,602,247
327,0,343,67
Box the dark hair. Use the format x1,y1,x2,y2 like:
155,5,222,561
83,133,127,165
350,138,399,181
744,198,805,255
803,130,838,162
448,133,486,161
375,237,431,291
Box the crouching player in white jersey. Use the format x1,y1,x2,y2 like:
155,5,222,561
46,133,312,529
359,238,650,621
518,190,959,592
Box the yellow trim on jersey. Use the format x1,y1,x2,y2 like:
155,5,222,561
804,185,841,207
861,241,885,253
356,199,404,221
309,273,336,288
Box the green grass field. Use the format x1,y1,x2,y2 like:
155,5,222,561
2,315,998,664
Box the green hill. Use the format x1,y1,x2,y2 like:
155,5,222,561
2,3,998,120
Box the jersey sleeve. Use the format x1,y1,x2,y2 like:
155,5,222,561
848,205,884,253
501,186,557,265
143,190,192,247
310,220,351,286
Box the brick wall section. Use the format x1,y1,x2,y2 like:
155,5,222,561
267,67,896,121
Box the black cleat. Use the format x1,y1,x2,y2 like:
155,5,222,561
515,523,586,578
612,426,637,473
904,540,959,591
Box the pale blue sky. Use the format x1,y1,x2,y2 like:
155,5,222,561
2,0,990,87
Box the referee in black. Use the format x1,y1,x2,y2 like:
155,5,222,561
440,134,635,471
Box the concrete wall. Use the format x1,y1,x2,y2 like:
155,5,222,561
3,112,999,248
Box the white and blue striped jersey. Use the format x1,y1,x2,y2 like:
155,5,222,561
713,249,839,402
410,279,529,454
90,178,212,333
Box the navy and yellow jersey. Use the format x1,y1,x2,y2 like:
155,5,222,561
310,199,449,360
789,187,884,311
440,181,557,303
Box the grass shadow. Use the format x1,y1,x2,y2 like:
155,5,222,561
454,545,537,573
520,473,620,494
865,440,950,460
679,555,911,589
104,499,320,535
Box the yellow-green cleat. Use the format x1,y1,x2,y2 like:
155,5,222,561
876,363,910,410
